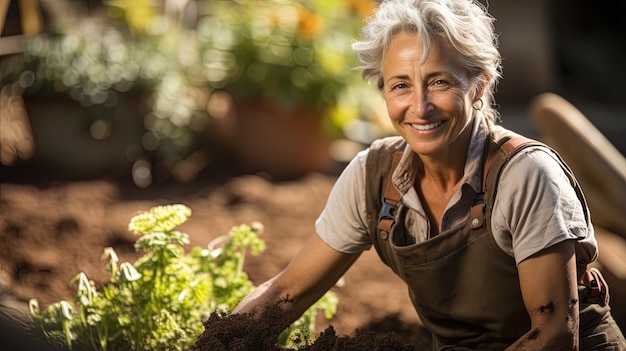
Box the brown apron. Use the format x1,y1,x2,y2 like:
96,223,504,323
365,131,626,350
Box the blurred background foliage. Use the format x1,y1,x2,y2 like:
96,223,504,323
0,0,389,186
1,0,624,187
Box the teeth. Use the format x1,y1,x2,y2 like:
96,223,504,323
412,121,443,131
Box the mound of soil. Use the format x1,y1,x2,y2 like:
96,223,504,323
189,301,426,351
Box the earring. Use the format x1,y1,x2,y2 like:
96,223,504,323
472,99,484,110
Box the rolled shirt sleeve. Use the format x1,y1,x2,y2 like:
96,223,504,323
315,149,372,254
491,146,598,266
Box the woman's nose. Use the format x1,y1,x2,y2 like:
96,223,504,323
409,91,430,118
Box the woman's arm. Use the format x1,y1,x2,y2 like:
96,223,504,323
506,239,579,351
232,233,361,323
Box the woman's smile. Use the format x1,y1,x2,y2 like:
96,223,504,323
410,120,445,132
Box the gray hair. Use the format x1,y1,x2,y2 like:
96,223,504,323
352,0,502,122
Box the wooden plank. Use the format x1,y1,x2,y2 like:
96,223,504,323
529,93,626,238
17,0,42,35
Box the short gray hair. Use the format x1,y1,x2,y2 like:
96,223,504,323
352,0,502,122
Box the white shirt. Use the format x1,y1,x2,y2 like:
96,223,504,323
315,118,598,266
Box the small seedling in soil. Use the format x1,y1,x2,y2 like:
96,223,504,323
27,203,429,350
27,204,337,351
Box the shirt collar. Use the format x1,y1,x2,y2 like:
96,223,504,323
392,117,490,195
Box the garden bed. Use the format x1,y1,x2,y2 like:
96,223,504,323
0,164,431,349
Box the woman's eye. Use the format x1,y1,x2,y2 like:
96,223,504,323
391,83,407,90
428,79,451,91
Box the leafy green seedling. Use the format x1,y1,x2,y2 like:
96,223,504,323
30,204,337,350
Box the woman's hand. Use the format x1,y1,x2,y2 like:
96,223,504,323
233,233,361,321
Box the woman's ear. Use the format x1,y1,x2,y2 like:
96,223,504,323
473,73,489,102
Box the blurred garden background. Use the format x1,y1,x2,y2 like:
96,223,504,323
0,0,625,348
1,0,625,183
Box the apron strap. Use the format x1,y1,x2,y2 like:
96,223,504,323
377,150,403,233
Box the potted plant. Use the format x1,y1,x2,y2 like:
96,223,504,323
0,1,211,184
1,0,386,182
193,0,382,178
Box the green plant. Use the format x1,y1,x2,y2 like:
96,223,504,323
195,0,380,134
29,204,337,350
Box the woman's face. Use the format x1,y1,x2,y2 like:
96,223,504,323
381,31,479,158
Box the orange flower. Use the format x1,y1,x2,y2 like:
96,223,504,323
348,0,378,18
296,5,323,41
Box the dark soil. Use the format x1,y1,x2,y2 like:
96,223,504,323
189,300,429,351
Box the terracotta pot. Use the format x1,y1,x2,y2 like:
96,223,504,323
213,95,333,179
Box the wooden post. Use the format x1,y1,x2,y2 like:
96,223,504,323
529,92,626,238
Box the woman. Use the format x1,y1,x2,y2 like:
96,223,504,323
233,0,626,349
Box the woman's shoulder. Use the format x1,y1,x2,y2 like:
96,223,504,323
506,144,568,177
